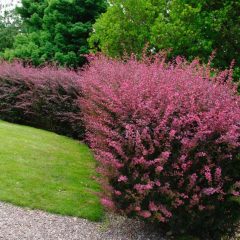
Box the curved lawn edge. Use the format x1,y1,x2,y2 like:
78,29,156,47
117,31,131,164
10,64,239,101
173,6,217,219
0,120,103,221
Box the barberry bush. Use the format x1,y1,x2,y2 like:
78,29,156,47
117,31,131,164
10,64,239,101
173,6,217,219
81,55,240,239
0,61,84,139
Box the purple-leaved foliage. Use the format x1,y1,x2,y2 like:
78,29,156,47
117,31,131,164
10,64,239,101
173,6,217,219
0,61,84,139
80,54,240,239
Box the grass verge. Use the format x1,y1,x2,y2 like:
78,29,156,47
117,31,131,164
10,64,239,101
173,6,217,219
0,120,103,221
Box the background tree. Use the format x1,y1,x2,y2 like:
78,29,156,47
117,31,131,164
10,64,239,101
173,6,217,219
17,0,47,31
88,0,165,58
89,0,240,81
4,0,106,67
151,0,240,70
0,10,22,53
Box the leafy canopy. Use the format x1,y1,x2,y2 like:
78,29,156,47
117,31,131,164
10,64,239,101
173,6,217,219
89,0,163,58
151,0,240,69
4,0,106,67
89,0,240,71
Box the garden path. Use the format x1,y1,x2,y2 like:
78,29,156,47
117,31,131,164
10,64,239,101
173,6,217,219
0,202,164,240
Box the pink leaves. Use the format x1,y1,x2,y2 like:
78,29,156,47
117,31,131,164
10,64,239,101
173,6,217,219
0,61,83,139
138,210,152,218
204,166,212,183
189,173,198,188
118,175,128,182
215,167,222,182
80,54,240,232
202,187,218,196
161,151,171,160
101,198,115,209
134,183,153,193
169,129,176,138
155,166,164,173
0,54,239,236
149,202,158,211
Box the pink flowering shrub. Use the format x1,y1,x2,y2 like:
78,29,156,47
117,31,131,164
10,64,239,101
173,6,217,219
81,55,240,239
0,61,84,138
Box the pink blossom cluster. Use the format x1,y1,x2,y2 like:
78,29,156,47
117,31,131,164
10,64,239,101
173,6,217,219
81,55,240,234
0,61,84,138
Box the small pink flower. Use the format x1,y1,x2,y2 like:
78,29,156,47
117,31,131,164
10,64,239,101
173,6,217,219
156,215,166,222
202,187,217,196
156,166,163,173
114,190,122,196
134,183,153,193
196,152,207,157
190,194,200,205
145,183,153,190
215,167,222,181
149,202,158,211
181,163,187,171
180,155,187,161
169,130,176,138
204,166,212,182
189,173,198,188
180,193,189,199
118,175,128,182
159,204,172,218
101,198,115,209
155,181,161,186
173,198,184,208
161,151,170,160
135,206,141,211
138,210,151,218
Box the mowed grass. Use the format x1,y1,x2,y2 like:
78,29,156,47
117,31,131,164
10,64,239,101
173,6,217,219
0,120,103,221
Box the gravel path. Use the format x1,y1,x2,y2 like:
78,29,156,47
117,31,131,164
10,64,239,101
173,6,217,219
0,202,165,240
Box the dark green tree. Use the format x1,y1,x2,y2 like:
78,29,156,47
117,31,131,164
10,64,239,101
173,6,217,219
17,0,47,31
4,0,106,67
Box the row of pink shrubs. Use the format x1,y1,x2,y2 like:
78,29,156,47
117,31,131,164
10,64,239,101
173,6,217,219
0,56,239,239
0,62,84,139
80,56,240,239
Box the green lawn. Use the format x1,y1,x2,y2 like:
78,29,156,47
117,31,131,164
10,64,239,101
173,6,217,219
0,120,103,221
